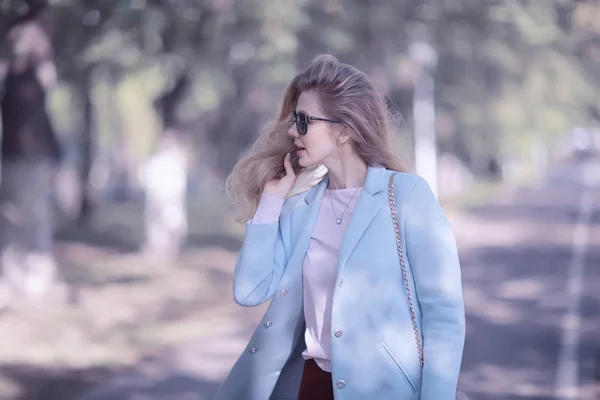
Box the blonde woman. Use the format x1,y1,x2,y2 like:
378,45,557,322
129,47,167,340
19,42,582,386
216,54,465,400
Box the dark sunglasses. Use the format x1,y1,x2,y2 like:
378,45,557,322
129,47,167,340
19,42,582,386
292,111,341,135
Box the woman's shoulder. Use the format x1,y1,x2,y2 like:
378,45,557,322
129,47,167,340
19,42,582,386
386,170,435,205
386,170,421,190
388,170,421,186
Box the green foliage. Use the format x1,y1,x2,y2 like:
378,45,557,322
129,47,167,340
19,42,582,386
4,0,598,177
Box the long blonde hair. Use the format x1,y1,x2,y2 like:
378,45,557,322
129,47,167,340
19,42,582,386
226,54,408,223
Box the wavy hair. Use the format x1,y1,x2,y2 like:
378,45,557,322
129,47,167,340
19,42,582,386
226,54,409,223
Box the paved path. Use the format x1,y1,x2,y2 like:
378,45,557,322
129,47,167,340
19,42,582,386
457,157,600,400
78,158,600,400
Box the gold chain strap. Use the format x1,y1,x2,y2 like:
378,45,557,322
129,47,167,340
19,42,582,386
388,173,424,370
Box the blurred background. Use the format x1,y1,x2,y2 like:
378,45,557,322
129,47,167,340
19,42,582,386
0,0,599,399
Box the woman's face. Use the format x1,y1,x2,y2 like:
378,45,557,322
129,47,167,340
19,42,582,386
287,91,342,168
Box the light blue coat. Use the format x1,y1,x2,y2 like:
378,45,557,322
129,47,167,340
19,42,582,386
213,166,465,400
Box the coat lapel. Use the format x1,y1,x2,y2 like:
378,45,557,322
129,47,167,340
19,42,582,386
286,166,386,275
288,174,329,265
337,166,386,273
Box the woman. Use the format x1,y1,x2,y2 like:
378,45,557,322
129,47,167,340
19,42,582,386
215,54,465,400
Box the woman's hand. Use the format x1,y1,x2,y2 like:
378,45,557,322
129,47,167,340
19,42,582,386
287,164,327,198
263,153,297,199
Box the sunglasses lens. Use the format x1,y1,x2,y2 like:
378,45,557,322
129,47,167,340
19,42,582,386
298,122,307,135
294,112,308,135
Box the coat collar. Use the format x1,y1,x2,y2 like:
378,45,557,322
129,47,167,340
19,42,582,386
303,164,387,206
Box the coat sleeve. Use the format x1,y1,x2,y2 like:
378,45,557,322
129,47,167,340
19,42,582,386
232,196,288,307
403,177,466,400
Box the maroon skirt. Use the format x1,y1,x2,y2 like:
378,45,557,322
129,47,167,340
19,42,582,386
297,359,334,400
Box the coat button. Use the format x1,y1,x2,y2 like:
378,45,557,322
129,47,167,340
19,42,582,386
263,321,273,328
338,279,344,287
336,380,346,389
280,289,288,296
334,329,343,338
249,347,258,354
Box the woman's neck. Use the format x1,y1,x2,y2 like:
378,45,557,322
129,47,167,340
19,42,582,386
325,156,368,190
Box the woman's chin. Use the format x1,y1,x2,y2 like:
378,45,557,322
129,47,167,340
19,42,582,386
298,157,316,168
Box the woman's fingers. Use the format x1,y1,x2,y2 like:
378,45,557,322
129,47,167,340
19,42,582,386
283,153,294,178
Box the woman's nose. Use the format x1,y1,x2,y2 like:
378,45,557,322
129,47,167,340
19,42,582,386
287,123,299,138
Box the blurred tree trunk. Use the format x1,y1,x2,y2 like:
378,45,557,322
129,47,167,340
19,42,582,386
141,131,188,260
76,68,96,224
140,73,189,261
0,7,65,309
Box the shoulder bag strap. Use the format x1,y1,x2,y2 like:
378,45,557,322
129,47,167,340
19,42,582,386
388,173,424,369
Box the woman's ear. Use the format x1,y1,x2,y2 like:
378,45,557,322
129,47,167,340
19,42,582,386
337,129,351,146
